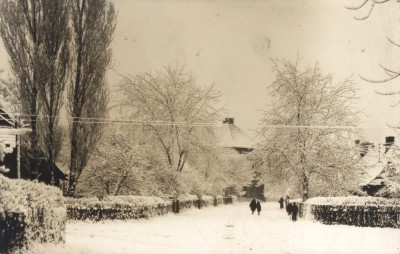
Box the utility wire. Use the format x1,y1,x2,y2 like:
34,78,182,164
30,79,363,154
0,113,398,129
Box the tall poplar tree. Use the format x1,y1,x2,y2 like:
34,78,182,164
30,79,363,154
67,0,116,196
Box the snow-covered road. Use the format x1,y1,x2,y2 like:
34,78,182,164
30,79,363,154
31,202,400,254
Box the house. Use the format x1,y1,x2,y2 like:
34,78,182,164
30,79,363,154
0,79,65,186
215,118,265,200
215,118,254,154
0,110,68,187
359,136,400,198
0,107,31,179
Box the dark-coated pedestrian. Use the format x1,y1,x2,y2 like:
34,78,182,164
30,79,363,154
291,203,298,222
249,198,257,215
279,197,284,209
256,201,261,215
287,202,293,217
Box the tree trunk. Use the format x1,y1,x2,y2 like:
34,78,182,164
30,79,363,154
29,99,39,179
68,121,79,196
302,174,309,202
112,174,127,196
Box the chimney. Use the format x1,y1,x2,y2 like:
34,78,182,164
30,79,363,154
385,136,394,145
384,136,395,154
223,118,234,125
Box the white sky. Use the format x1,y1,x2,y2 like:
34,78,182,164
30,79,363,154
1,0,400,143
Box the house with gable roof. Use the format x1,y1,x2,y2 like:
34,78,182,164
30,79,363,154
359,136,400,198
0,71,66,187
214,118,265,200
215,118,254,154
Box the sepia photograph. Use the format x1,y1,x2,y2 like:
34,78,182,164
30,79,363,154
0,0,400,253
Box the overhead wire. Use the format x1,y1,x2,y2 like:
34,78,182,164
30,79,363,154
0,113,397,129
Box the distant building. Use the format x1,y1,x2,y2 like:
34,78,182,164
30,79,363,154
215,117,254,154
359,136,400,198
215,118,264,200
0,107,31,178
0,79,65,189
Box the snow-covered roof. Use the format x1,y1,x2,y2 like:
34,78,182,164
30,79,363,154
0,68,18,112
0,128,31,135
214,122,254,149
359,141,398,186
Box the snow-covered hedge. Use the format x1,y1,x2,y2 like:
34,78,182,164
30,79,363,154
298,197,400,228
66,196,172,221
214,195,224,206
200,195,214,208
0,176,66,253
171,194,237,213
67,194,238,220
230,195,238,203
175,194,198,211
305,196,400,206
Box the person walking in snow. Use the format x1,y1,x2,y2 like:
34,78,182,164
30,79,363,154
285,196,290,214
291,203,299,222
249,198,257,215
287,202,293,218
279,197,284,209
256,201,262,215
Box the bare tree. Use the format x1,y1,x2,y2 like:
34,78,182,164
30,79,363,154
38,1,70,184
67,0,116,196
346,0,392,21
346,0,400,102
188,146,253,196
256,59,364,201
77,127,154,196
118,66,222,175
0,0,70,179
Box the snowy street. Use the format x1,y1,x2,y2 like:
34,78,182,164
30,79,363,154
31,202,400,254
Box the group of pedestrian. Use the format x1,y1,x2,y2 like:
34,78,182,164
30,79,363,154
249,198,262,215
247,196,298,222
278,195,298,222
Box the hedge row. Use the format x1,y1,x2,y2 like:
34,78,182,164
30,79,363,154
66,196,172,221
0,176,66,254
67,195,237,221
298,197,400,228
305,196,400,206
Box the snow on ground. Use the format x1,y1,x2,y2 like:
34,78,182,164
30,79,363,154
29,202,400,254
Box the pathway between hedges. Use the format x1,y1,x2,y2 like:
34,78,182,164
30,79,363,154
31,202,400,254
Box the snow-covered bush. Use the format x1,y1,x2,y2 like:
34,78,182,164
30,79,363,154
199,195,214,208
66,195,172,221
214,195,224,206
305,196,400,206
176,194,198,211
299,196,400,228
0,176,66,253
231,195,238,203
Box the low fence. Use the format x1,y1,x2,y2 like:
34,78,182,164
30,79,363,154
298,197,400,228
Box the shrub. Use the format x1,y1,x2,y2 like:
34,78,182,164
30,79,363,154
299,196,400,228
200,195,214,208
305,196,400,206
176,194,198,210
0,176,66,253
66,195,171,221
214,195,224,206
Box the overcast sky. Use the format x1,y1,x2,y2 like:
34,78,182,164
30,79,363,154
1,0,400,143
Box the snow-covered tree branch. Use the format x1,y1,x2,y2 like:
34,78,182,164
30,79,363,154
256,59,364,201
117,66,222,173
